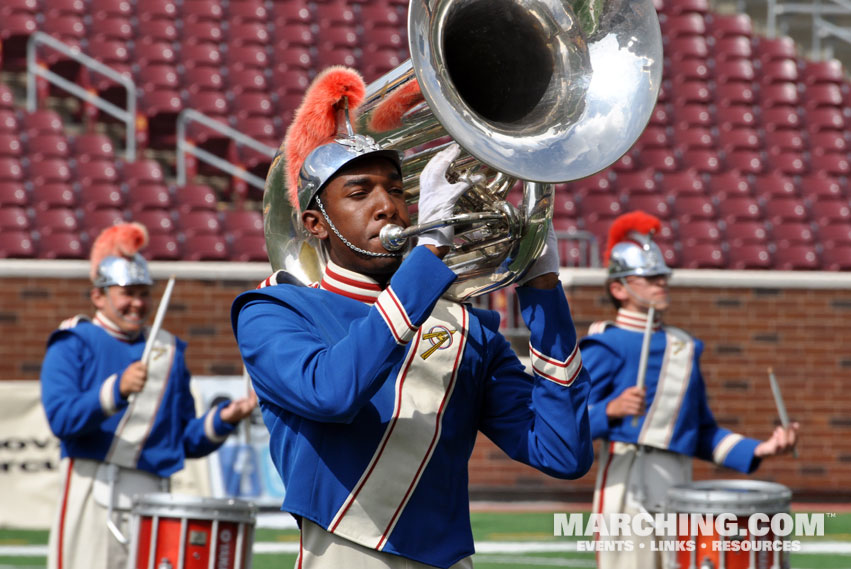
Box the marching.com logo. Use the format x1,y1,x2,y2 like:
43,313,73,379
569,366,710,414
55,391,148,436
553,513,825,552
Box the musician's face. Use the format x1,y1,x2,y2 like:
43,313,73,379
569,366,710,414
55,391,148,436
611,274,670,313
302,156,409,280
91,284,151,333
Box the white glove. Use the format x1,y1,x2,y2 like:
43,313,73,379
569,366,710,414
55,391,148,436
417,144,482,248
516,222,560,285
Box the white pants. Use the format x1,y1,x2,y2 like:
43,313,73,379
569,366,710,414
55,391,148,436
296,519,474,569
48,458,166,569
592,442,692,569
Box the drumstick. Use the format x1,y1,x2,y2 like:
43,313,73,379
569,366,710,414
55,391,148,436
767,367,798,459
141,275,176,366
632,305,655,427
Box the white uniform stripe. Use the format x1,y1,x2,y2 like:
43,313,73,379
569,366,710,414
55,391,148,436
639,328,694,448
713,433,744,465
98,374,119,417
105,330,175,468
375,287,417,345
328,301,467,550
529,344,582,386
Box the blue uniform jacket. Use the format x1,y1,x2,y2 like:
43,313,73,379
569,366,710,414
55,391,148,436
581,314,760,474
231,247,593,568
41,320,235,477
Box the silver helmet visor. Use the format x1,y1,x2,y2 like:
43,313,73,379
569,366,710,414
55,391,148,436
94,254,154,288
608,231,671,280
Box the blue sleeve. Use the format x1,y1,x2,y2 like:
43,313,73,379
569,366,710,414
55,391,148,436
580,337,623,440
40,332,129,439
477,283,593,480
692,349,760,473
233,246,457,424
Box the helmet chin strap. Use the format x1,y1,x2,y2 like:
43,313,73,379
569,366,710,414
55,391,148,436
315,195,404,258
619,278,658,312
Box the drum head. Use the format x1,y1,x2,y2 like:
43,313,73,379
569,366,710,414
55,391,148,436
665,479,791,515
131,493,257,524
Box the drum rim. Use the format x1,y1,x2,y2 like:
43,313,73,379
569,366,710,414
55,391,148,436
131,492,258,523
665,479,792,515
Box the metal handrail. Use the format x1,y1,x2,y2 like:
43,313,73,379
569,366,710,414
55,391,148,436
812,0,851,58
176,108,278,190
26,32,137,161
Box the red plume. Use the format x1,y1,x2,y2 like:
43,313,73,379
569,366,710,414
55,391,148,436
603,211,662,265
283,66,367,208
368,80,424,132
89,222,149,282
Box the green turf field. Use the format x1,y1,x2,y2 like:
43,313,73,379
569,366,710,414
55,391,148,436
1,510,849,568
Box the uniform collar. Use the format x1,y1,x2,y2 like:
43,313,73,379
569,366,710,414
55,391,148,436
615,308,662,333
93,310,140,342
319,260,383,304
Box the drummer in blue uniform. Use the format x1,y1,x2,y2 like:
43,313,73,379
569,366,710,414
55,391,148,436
582,210,799,569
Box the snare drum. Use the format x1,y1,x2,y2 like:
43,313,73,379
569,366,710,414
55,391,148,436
127,493,257,569
665,480,792,569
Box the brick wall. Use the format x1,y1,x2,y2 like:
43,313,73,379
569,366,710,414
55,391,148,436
3,268,848,501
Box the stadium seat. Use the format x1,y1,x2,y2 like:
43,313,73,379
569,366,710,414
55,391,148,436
625,195,670,219
715,83,754,107
176,210,222,237
145,233,182,260
26,157,73,186
0,181,27,207
759,83,798,108
806,108,845,133
89,0,131,17
74,159,119,185
572,172,613,196
126,184,173,212
680,149,721,173
136,19,178,42
360,4,403,30
810,153,851,177
33,208,78,235
179,44,223,69
648,103,671,127
271,1,311,25
773,245,820,270
763,197,809,225
26,133,70,159
635,126,669,149
760,60,798,84
90,14,133,41
72,133,115,162
228,234,267,262
315,47,358,68
0,134,22,158
809,131,846,155
20,110,64,136
660,169,705,195
138,90,183,147
0,230,36,258
673,126,713,151
810,198,851,224
713,59,754,84
717,128,759,152
85,37,130,69
78,183,125,211
725,221,769,248
0,207,29,230
229,1,268,24
753,36,797,64
121,159,165,189
661,13,705,37
134,209,176,235
37,231,85,259
678,219,721,244
727,244,772,269
133,39,177,67
182,67,225,94
819,222,851,246
712,37,753,61
706,171,750,198
718,196,761,223
679,242,725,268
715,105,756,129
706,13,752,38
765,151,807,176
765,130,804,153
182,234,228,260
175,184,218,213
221,210,263,238
674,104,712,128
225,44,269,71
182,0,223,22
181,20,223,45
640,148,680,172
137,64,180,92
673,195,716,221
227,68,269,95
0,85,13,110
0,12,38,71
80,208,125,240
761,107,800,132
0,157,24,182
615,169,657,194
802,84,843,110
800,59,845,85
0,111,19,134
667,37,709,62
752,172,797,200
320,27,359,50
771,221,815,247
822,245,851,271
578,194,622,221
797,173,843,199
230,92,275,119
31,183,76,210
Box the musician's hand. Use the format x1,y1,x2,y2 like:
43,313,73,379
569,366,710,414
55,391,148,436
119,361,147,398
417,144,483,249
517,222,560,289
754,422,799,457
219,391,258,424
606,386,646,419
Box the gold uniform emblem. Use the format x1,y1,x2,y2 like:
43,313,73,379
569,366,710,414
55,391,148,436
420,326,457,360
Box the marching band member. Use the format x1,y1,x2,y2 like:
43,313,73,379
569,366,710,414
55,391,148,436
40,222,256,569
582,211,799,569
231,67,593,568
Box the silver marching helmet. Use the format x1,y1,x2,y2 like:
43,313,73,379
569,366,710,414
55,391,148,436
608,230,671,280
93,254,154,288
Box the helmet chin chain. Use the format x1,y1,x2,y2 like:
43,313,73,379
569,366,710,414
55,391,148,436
619,278,658,312
315,196,404,258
